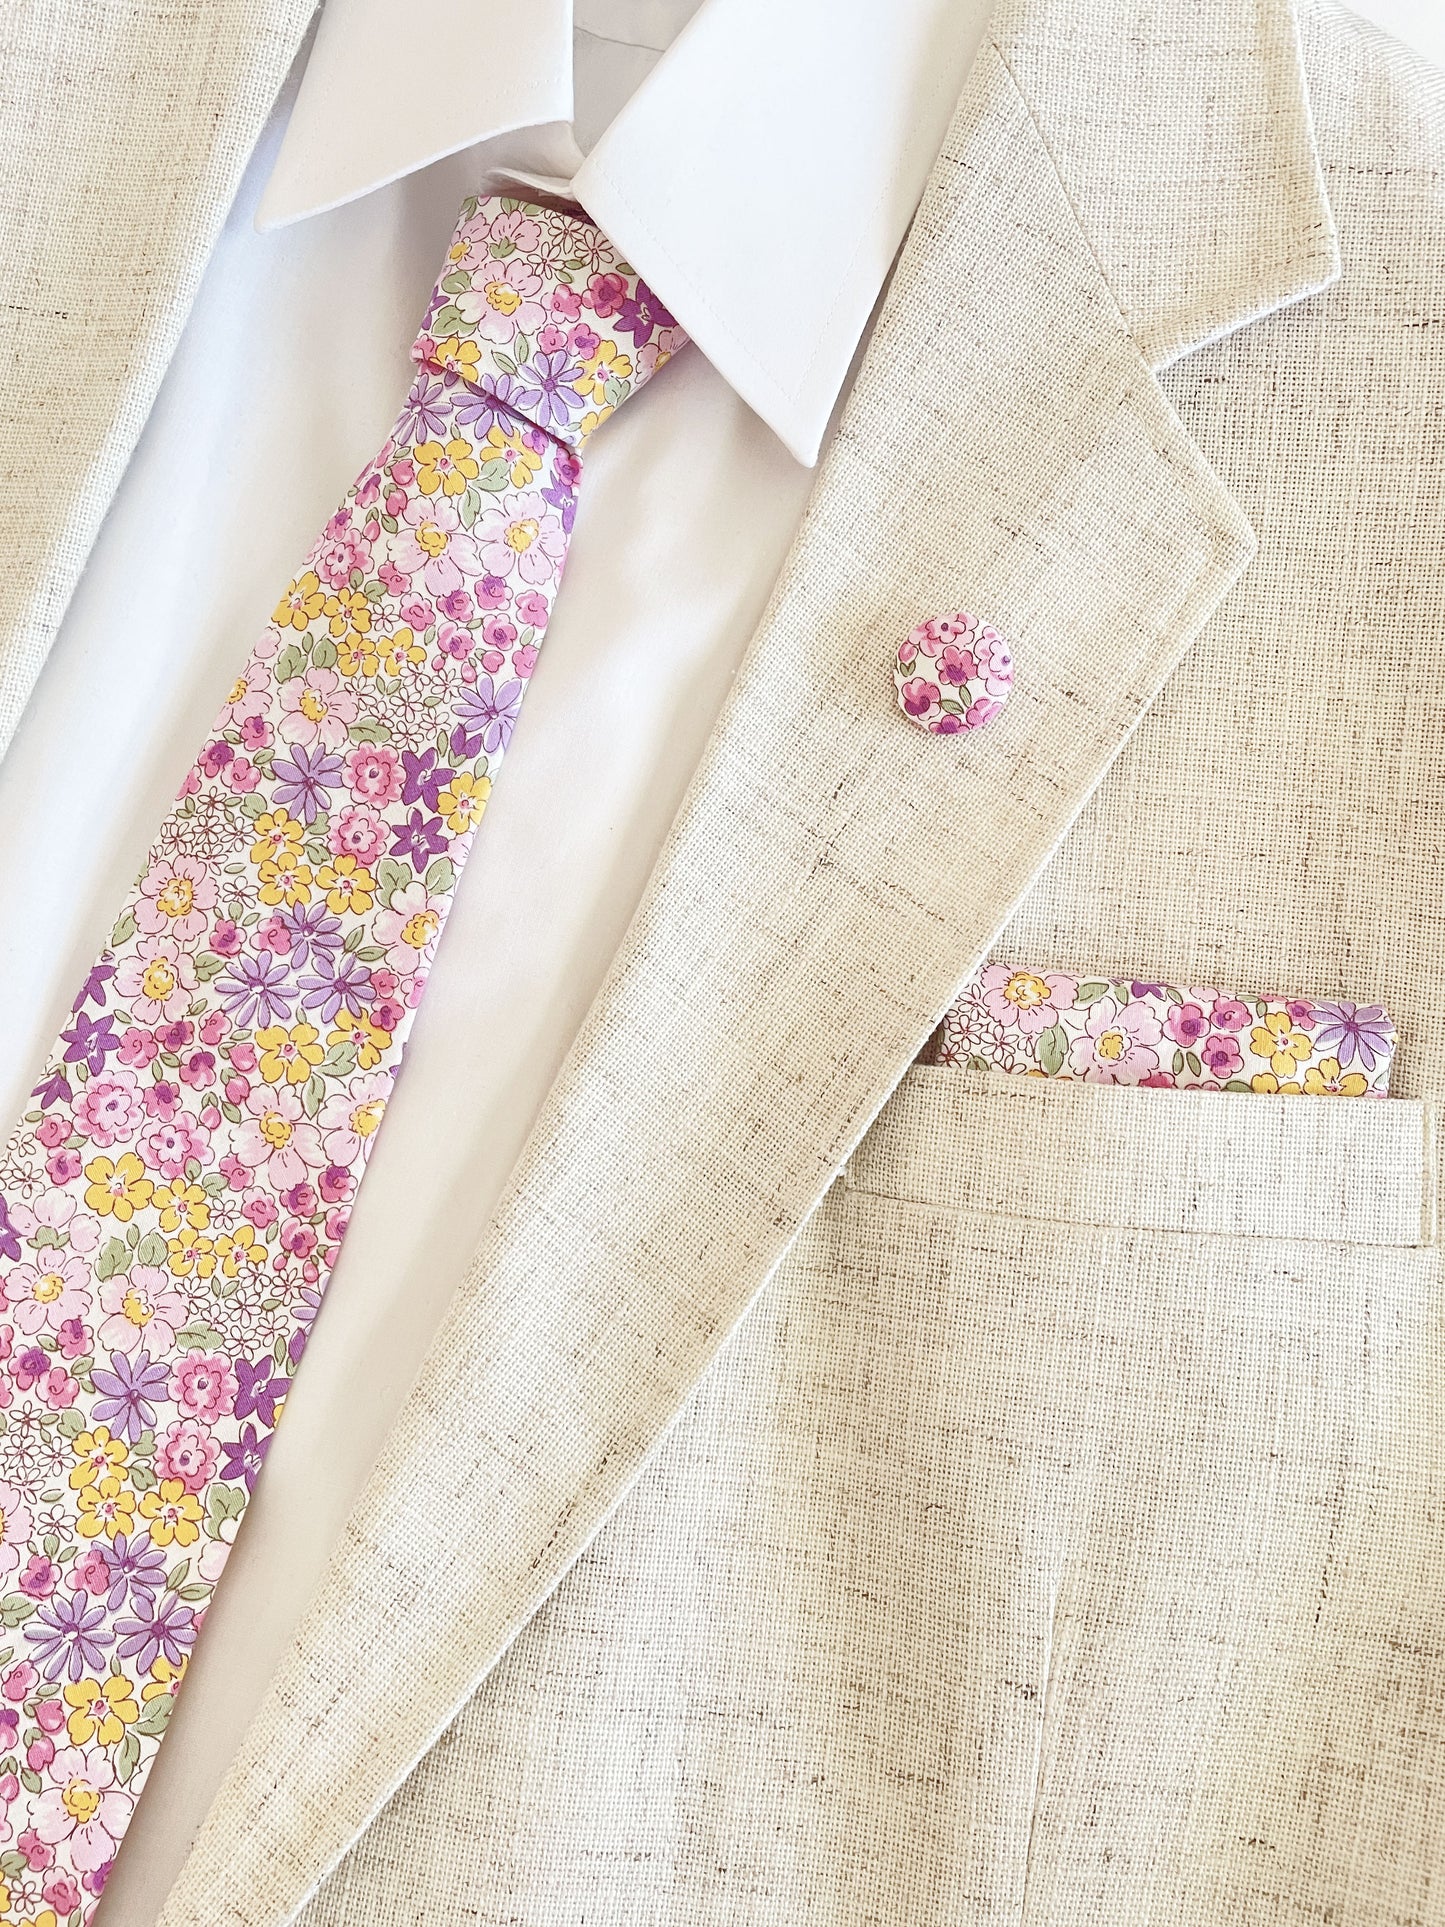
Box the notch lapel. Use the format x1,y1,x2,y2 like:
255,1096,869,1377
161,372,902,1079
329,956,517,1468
161,10,1330,1922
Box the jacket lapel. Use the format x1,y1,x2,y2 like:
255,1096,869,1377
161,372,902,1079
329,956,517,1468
160,6,1335,1922
0,0,316,759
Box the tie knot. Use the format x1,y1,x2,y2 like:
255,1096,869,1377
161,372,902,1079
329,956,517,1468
412,196,687,451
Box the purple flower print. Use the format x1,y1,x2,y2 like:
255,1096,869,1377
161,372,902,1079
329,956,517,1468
270,745,344,826
116,1592,196,1673
401,748,448,811
59,1010,121,1073
74,961,116,1010
25,1591,113,1682
397,368,452,444
515,350,583,431
1313,1001,1395,1072
615,285,676,345
0,1195,19,1265
218,952,294,1028
452,675,523,757
299,950,375,1023
91,1351,170,1445
30,1067,73,1110
451,372,528,438
234,1357,289,1428
98,1533,167,1612
220,1423,269,1492
274,902,344,970
389,808,449,872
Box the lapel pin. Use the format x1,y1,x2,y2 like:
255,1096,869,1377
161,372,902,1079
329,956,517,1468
895,612,1012,734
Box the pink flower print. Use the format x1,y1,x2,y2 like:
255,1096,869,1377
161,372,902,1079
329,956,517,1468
218,662,269,731
585,270,628,317
390,496,484,599
455,256,546,341
156,1420,219,1495
234,1084,324,1191
117,1027,157,1067
140,1116,206,1180
485,207,542,256
278,667,357,749
0,1483,34,1584
328,805,387,867
32,1746,133,1872
317,1072,392,1166
1287,998,1317,1028
1210,998,1251,1032
899,676,939,718
73,1071,144,1149
977,965,1076,1036
475,492,567,587
114,937,198,1026
1166,1002,1210,1047
975,625,1013,696
373,882,445,976
7,1256,89,1336
97,1267,186,1355
40,1368,78,1410
345,744,402,806
135,855,215,943
514,643,539,678
1200,1033,1243,1078
313,528,368,590
1066,997,1164,1084
169,1350,237,1422
936,644,978,686
11,1188,98,1256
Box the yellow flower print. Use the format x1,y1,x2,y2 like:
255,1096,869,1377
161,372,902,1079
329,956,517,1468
1001,971,1054,1016
155,1178,210,1232
415,437,480,498
83,1153,154,1223
249,809,305,866
318,854,376,915
574,339,633,407
336,632,382,679
139,1480,203,1548
166,1230,217,1279
77,1476,136,1542
215,1225,266,1278
435,771,491,835
482,425,542,487
69,1426,128,1491
64,1674,140,1747
142,1654,188,1703
257,852,313,909
326,587,372,644
1250,1010,1313,1079
328,1008,394,1072
1250,1072,1302,1095
273,571,326,631
256,1022,324,1086
429,335,484,384
1302,1056,1370,1096
375,627,427,678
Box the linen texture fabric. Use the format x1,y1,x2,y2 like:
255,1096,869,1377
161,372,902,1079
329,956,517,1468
162,0,1445,1923
0,0,316,762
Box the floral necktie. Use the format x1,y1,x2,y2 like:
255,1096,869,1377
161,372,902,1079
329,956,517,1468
0,196,683,1923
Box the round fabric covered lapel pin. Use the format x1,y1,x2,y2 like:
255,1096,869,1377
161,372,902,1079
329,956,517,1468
895,612,1012,734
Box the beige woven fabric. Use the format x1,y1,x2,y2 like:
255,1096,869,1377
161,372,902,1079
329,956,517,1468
154,0,1347,1918
304,1065,1444,1923
276,6,1445,1922
0,0,314,759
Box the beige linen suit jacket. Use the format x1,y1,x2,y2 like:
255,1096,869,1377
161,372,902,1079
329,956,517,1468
6,0,1445,1920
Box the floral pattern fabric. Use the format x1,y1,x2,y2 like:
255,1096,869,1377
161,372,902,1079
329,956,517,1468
939,965,1395,1095
0,197,682,1924
894,612,1012,733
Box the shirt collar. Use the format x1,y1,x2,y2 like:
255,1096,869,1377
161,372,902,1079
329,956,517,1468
255,0,992,465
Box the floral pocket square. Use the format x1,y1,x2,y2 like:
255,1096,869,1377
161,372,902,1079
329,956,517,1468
937,965,1395,1096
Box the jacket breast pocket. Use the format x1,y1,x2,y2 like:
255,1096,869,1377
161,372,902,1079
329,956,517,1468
827,1067,1443,1920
